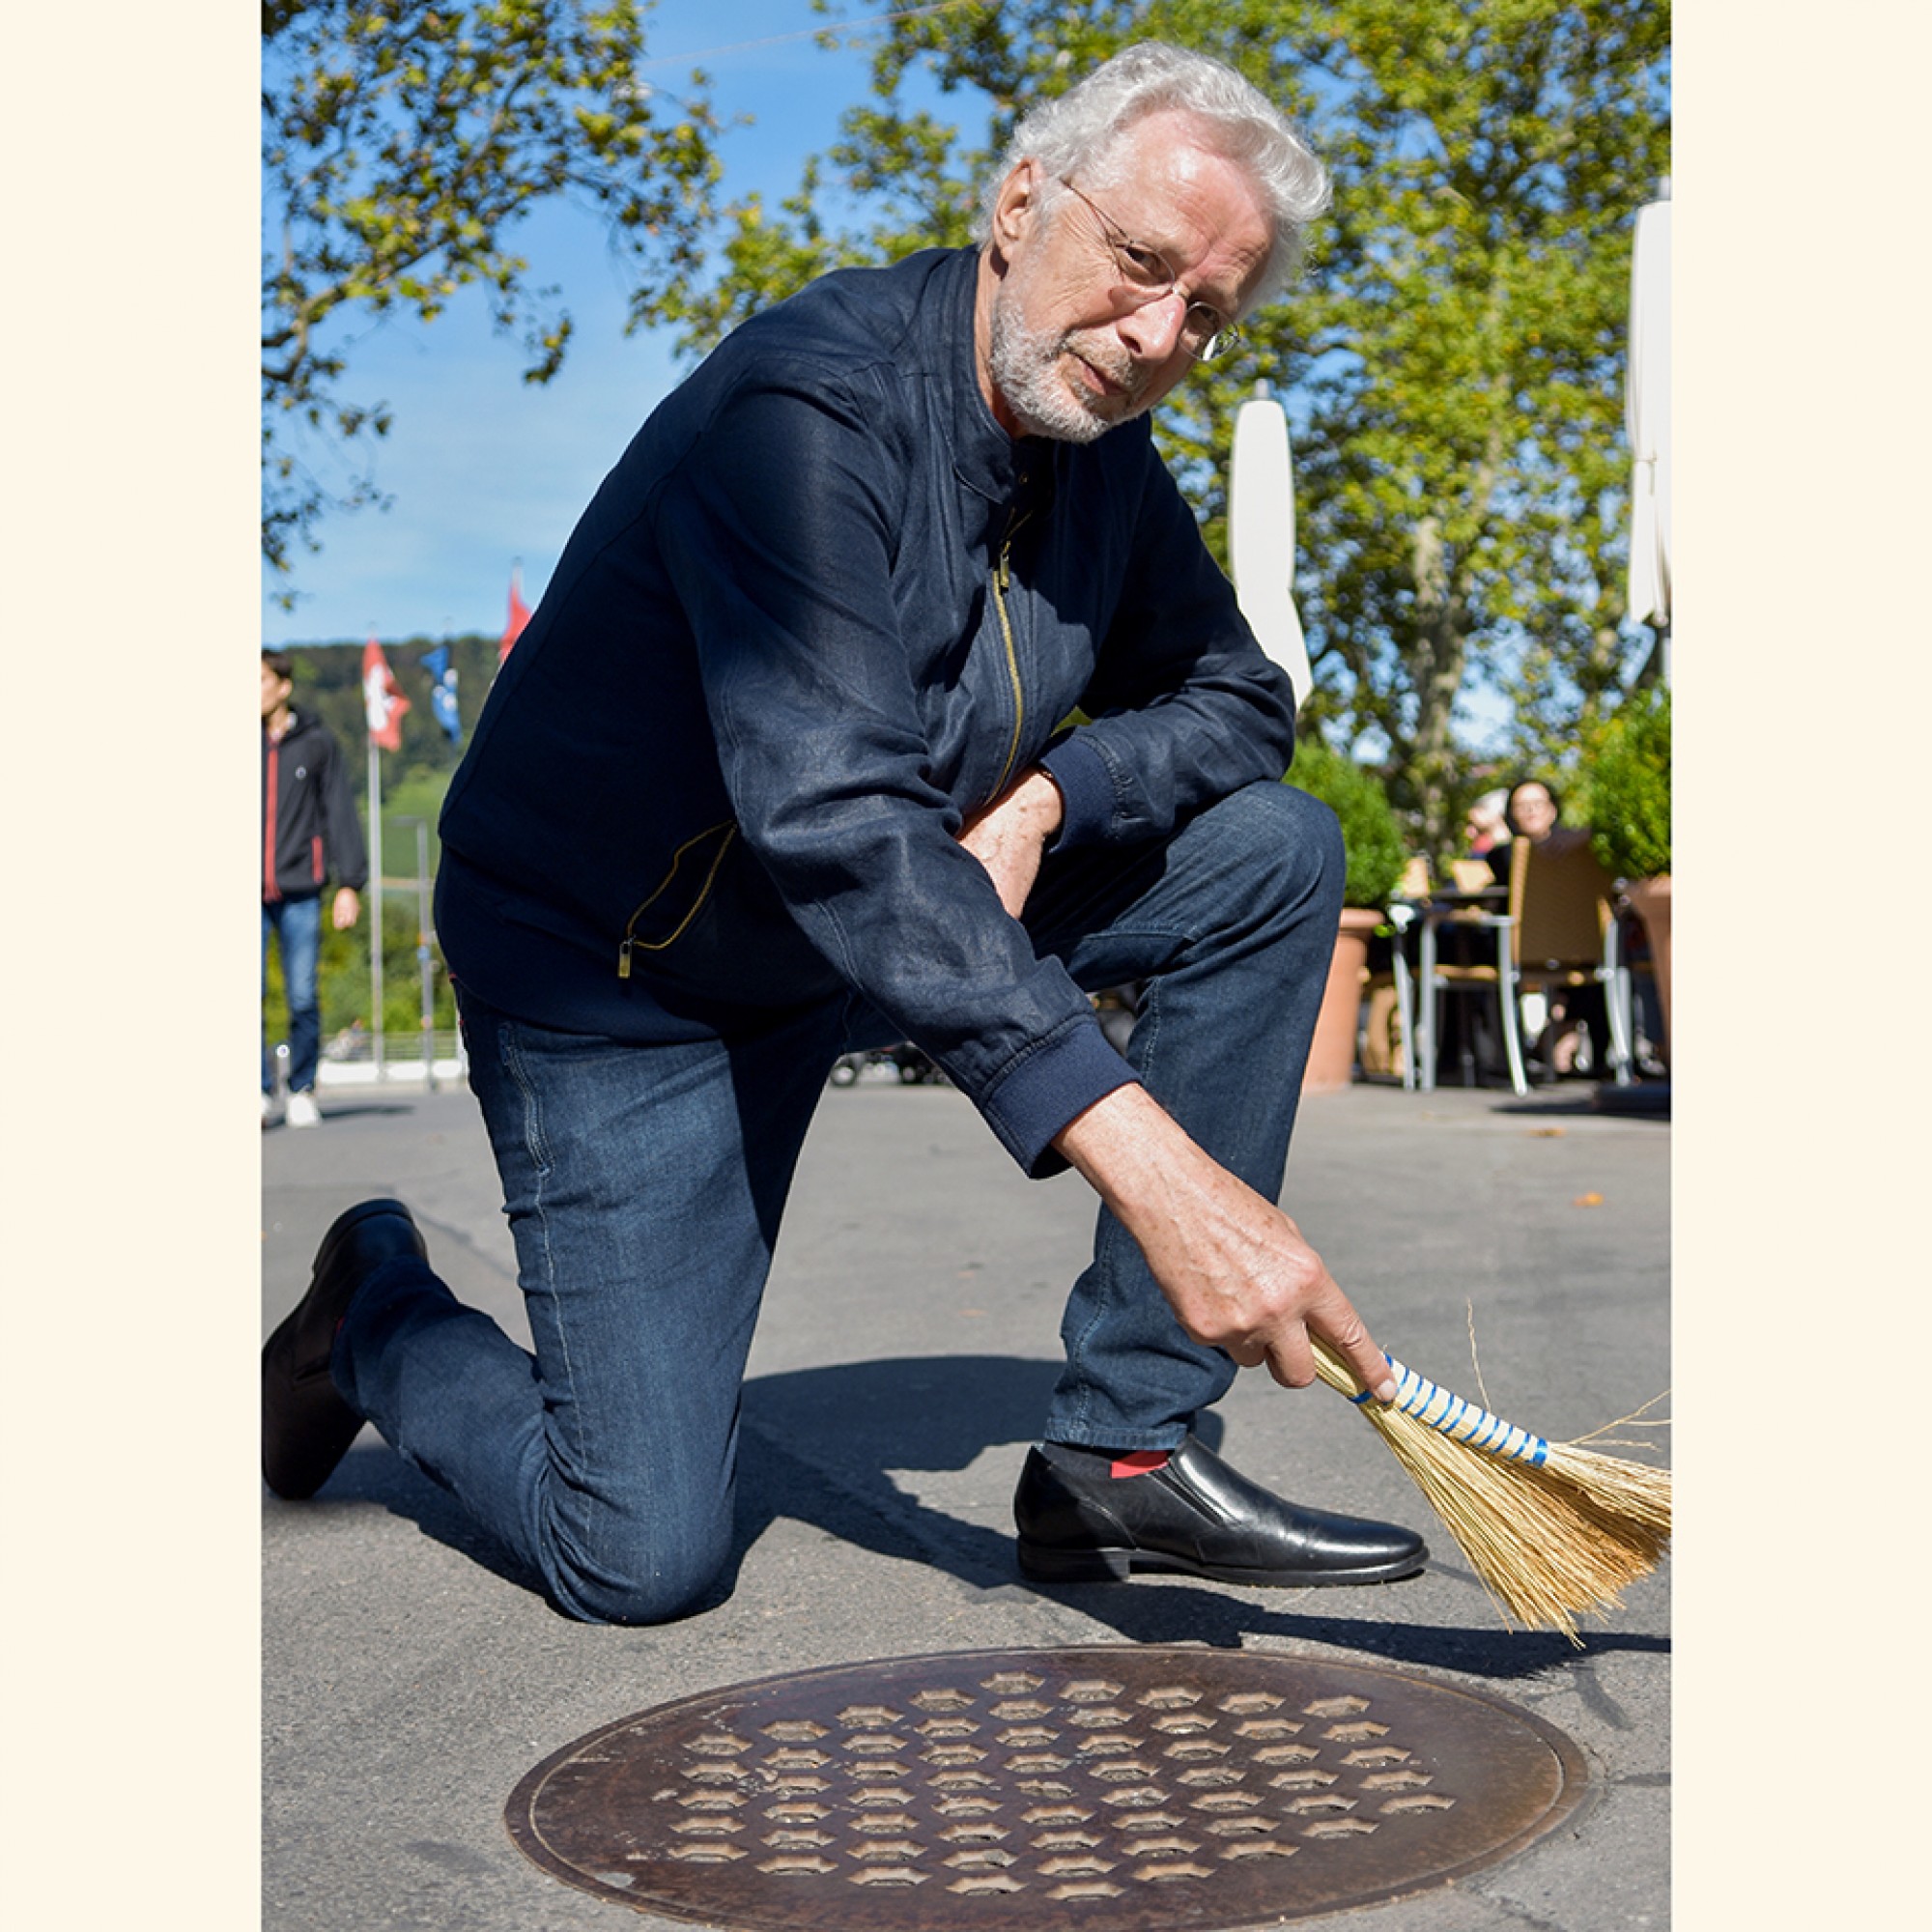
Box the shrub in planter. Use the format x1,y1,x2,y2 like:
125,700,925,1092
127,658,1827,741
1283,733,1409,1091
1283,731,1408,909
1582,686,1672,1062
1584,687,1670,884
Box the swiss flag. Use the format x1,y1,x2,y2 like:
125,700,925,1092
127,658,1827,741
362,636,412,752
499,567,532,664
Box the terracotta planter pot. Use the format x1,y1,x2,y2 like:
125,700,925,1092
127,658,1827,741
1303,906,1382,1094
1624,875,1672,1064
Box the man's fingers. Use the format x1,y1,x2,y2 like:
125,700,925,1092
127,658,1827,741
1319,1306,1397,1404
1264,1334,1316,1389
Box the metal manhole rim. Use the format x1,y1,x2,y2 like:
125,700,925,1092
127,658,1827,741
506,1641,1595,1930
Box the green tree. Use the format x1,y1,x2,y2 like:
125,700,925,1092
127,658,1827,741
262,0,724,588
662,0,1668,860
1279,0,1669,856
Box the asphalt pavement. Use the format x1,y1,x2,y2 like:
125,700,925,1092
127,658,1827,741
262,1067,1670,1931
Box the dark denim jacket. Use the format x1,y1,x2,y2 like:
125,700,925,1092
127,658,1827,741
437,245,1296,1173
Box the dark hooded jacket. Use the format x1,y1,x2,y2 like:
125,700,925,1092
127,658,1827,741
263,708,367,903
436,245,1296,1174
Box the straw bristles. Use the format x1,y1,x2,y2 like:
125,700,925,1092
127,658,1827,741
1312,1341,1671,1647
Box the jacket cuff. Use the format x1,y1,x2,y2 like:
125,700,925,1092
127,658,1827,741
1037,736,1115,852
977,1011,1138,1178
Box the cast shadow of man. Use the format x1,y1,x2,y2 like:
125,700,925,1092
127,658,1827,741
321,1350,1664,1681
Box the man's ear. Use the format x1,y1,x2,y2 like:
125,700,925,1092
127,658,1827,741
988,157,1042,264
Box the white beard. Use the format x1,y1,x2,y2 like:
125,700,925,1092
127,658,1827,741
987,294,1150,443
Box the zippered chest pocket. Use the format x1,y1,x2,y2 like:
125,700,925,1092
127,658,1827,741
616,820,738,979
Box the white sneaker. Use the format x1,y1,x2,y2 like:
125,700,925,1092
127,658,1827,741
285,1090,323,1129
261,1091,276,1126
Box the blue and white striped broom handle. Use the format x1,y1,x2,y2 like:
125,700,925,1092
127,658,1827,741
1351,1355,1549,1466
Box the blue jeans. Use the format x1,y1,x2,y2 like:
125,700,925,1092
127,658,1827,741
332,781,1343,1623
263,895,324,1094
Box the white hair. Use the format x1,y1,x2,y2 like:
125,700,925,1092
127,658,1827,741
981,42,1330,303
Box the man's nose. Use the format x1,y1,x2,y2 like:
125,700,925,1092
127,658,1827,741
1115,287,1189,362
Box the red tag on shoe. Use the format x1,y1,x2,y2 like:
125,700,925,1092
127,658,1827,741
1109,1450,1172,1479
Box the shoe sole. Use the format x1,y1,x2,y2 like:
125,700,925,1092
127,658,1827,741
1015,1538,1428,1588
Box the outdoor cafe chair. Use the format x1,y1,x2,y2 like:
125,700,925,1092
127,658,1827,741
1415,831,1622,1095
1600,895,1657,1087
1369,856,1430,1091
1508,830,1622,1085
1414,860,1522,1094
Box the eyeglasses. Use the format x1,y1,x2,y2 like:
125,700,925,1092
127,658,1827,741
1056,177,1246,362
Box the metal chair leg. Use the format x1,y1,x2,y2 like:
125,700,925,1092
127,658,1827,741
1392,938,1416,1093
1602,915,1635,1086
1417,918,1438,1093
1495,918,1528,1096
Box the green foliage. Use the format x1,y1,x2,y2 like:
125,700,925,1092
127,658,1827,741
1283,732,1408,908
262,1,724,585
669,1,1668,856
263,896,457,1054
1582,684,1669,880
1276,0,1670,847
378,770,456,882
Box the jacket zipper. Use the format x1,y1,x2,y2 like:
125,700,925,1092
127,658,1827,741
263,740,282,901
990,501,1033,794
617,820,738,979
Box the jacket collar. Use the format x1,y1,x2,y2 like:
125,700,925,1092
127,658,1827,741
931,245,1041,507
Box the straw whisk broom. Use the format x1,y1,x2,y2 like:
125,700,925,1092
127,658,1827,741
1311,1339,1670,1646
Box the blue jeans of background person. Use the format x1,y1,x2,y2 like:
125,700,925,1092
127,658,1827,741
263,894,324,1095
330,781,1343,1624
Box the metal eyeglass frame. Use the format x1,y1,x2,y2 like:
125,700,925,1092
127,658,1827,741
1056,176,1246,362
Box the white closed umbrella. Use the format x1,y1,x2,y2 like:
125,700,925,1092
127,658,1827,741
1230,385,1313,711
1626,193,1672,646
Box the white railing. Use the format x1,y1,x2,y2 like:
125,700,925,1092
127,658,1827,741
271,1031,467,1090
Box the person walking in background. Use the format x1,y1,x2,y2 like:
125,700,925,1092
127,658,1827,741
262,647,366,1127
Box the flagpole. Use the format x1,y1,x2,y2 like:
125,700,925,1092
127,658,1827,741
414,817,434,1091
362,632,413,1079
367,732,384,1079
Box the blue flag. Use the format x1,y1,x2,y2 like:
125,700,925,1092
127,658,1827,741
423,644,462,746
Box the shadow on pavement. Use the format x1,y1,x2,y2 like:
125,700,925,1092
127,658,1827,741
1491,1091,1671,1122
265,1097,421,1127
295,1441,552,1599
298,1352,1664,1682
733,1355,1664,1682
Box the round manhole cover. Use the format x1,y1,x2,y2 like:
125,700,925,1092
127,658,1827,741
506,1646,1589,1927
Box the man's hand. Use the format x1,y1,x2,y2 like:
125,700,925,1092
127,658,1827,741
957,768,1064,918
1053,1083,1397,1403
331,887,361,931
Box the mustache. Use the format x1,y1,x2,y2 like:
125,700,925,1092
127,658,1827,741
1065,330,1148,404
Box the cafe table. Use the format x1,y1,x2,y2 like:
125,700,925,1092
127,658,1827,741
1406,883,1528,1095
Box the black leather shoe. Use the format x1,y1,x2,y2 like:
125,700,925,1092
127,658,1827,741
262,1198,426,1499
1013,1434,1428,1586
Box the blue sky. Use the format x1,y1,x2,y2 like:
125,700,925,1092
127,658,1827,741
264,2,980,646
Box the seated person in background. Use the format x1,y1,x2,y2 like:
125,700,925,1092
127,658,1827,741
1463,787,1509,861
1491,778,1604,1076
1486,777,1561,883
